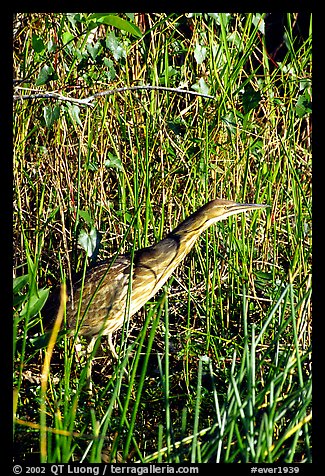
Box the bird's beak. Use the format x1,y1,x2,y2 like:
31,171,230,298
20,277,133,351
231,202,269,210
225,202,270,218
235,202,269,208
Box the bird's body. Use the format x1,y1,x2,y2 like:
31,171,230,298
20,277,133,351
65,199,267,350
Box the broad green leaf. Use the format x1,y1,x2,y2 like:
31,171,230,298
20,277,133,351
20,288,50,319
295,91,312,118
103,58,116,81
88,13,115,19
252,13,265,35
221,111,239,135
78,227,100,258
106,31,126,61
29,331,51,349
30,329,69,349
36,64,54,86
116,210,132,224
167,120,186,136
194,42,207,65
89,14,142,38
191,77,210,96
78,209,93,226
43,105,60,128
105,153,123,170
32,34,45,53
228,31,242,50
13,275,29,295
62,31,74,45
87,41,102,61
47,39,57,53
13,293,27,310
66,13,84,27
242,86,261,114
210,13,231,27
67,104,82,127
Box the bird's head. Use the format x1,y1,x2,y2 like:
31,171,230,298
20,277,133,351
203,199,269,226
174,198,269,236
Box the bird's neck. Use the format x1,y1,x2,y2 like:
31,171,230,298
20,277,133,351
171,206,212,245
159,206,213,265
133,205,215,299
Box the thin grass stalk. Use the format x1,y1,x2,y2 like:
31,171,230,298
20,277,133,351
255,284,290,347
40,284,67,463
190,356,203,462
183,266,192,393
157,424,164,463
156,294,173,462
242,286,258,459
208,358,225,463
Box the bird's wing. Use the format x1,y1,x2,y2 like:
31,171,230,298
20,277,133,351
66,256,132,337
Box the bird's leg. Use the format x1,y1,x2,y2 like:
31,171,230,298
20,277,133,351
87,334,121,386
72,336,95,391
102,333,129,377
85,336,96,392
107,333,118,359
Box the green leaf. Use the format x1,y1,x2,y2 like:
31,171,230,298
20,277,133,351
295,91,312,118
20,288,50,319
103,58,116,81
191,77,210,96
13,293,27,310
167,120,186,136
116,210,132,224
210,13,231,27
13,275,29,295
87,41,102,61
78,209,93,227
106,31,126,61
89,14,142,38
67,104,82,127
36,64,55,86
62,31,74,45
194,42,207,65
255,271,273,281
242,86,261,114
43,105,60,128
104,153,123,170
66,13,84,28
47,39,57,53
221,111,241,135
29,331,51,349
126,13,135,22
227,31,242,51
87,161,98,172
30,329,69,349
32,34,45,53
78,227,100,258
252,13,265,35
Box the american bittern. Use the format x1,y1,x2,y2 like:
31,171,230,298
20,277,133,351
65,199,268,358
